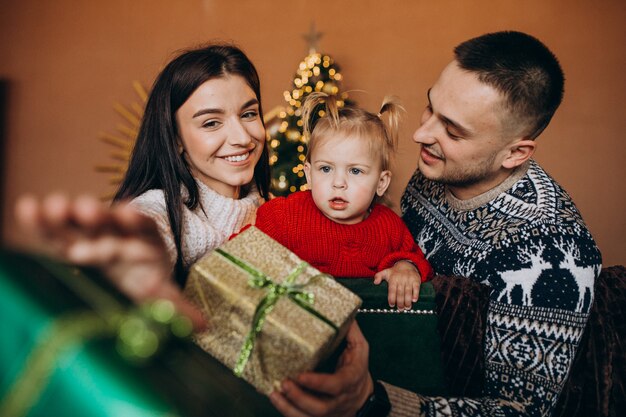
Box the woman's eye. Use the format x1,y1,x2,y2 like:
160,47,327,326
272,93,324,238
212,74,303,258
349,168,362,175
202,120,221,129
242,110,258,120
320,166,331,173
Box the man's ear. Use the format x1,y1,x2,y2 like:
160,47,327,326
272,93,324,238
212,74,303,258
376,170,392,197
502,139,536,169
304,162,312,186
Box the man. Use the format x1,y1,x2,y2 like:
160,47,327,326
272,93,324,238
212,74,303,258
269,31,602,417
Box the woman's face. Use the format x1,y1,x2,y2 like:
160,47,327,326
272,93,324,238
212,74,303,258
176,75,265,198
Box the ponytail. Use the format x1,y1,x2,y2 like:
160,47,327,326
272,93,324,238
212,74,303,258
378,95,404,154
302,91,342,139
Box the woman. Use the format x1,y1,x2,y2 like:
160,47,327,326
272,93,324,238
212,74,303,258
16,43,271,321
114,44,270,285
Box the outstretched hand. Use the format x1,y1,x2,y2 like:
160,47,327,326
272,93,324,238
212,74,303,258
14,193,204,329
269,321,373,417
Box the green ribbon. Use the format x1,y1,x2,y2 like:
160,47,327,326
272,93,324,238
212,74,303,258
214,248,338,377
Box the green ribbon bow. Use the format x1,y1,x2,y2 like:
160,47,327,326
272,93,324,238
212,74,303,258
214,248,338,377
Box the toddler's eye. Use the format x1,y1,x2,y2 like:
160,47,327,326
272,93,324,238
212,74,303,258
320,166,331,173
349,168,362,175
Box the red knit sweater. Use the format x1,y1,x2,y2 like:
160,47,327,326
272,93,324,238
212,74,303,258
254,191,433,280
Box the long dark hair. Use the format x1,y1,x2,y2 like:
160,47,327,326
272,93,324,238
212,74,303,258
114,44,271,286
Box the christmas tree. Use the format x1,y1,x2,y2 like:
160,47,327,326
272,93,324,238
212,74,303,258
268,25,351,196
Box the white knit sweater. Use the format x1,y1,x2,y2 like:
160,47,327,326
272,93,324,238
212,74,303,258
130,180,262,270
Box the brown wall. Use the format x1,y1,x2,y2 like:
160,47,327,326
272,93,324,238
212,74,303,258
1,0,624,266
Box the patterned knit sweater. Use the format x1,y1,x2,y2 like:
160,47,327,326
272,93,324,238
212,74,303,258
129,180,262,270
388,160,602,417
254,190,433,279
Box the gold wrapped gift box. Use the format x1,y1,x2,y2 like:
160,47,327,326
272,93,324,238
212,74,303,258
183,226,361,395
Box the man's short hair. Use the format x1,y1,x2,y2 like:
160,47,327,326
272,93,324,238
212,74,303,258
454,31,564,139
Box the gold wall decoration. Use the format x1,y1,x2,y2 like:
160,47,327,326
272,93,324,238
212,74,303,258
95,81,147,200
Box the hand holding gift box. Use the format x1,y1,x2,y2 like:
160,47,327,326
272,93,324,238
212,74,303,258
184,226,361,395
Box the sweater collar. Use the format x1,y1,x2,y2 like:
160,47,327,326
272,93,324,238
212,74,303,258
445,162,530,212
186,179,261,231
195,179,261,209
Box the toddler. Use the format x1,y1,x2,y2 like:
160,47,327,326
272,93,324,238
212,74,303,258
254,92,432,309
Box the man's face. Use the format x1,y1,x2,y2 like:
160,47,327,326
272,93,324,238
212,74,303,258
413,61,516,199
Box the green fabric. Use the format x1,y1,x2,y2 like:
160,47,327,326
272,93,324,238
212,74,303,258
0,249,281,417
336,279,447,395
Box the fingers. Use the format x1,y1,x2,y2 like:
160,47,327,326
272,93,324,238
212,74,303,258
402,280,413,310
387,278,397,307
373,270,384,285
392,281,410,310
16,193,92,240
270,322,372,417
14,193,200,332
279,379,333,416
41,193,73,229
16,194,161,253
71,195,107,228
16,193,78,256
15,194,40,233
15,195,48,252
274,374,353,417
380,264,423,309
412,279,421,302
297,322,369,395
269,390,311,417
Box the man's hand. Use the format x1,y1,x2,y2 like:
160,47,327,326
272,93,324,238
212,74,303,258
15,193,205,329
374,260,422,310
269,321,373,417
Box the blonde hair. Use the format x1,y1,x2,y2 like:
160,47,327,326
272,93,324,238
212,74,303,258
302,92,404,172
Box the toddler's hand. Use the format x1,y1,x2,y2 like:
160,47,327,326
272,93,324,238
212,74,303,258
373,261,422,310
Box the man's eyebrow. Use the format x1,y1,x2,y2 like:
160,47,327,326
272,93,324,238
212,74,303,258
192,98,259,118
427,88,472,137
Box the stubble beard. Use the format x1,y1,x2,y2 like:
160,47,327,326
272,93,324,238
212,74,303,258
420,151,499,188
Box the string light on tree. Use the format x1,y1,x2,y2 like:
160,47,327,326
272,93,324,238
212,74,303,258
268,23,353,196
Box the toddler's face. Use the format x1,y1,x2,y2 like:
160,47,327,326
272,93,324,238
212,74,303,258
304,135,391,224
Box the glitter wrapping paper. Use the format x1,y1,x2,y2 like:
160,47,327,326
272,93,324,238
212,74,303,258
184,226,361,395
